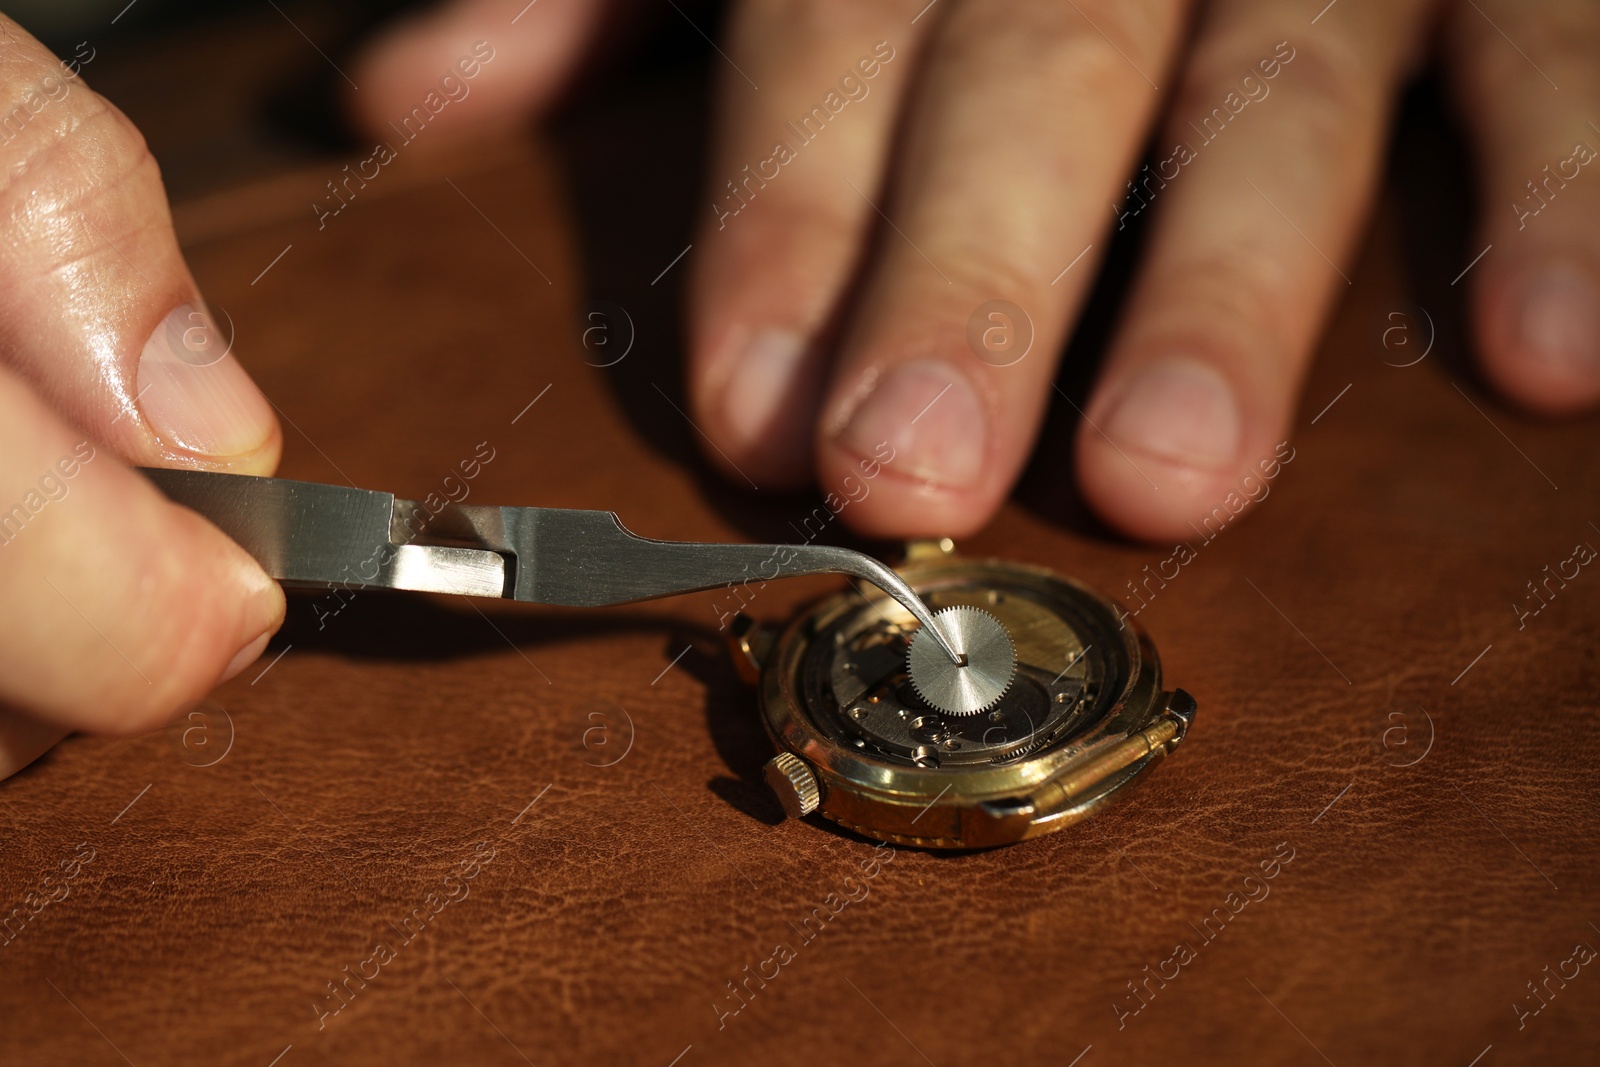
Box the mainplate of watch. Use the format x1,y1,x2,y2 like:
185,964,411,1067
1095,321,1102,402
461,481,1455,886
731,542,1196,849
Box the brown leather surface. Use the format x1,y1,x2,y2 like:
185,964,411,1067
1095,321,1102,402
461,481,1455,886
2,13,1599,1067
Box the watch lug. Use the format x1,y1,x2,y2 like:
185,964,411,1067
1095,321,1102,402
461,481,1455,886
725,613,773,685
903,538,958,564
1162,688,1197,742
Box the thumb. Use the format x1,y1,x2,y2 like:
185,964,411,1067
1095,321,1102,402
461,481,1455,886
0,368,284,739
0,16,280,470
0,18,287,776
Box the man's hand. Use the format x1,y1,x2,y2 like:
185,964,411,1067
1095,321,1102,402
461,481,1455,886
355,0,1600,541
0,18,285,779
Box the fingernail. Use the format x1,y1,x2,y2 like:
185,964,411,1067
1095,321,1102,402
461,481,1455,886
1102,358,1241,469
836,360,985,489
220,548,285,685
1516,261,1600,379
219,630,272,685
722,329,807,449
136,301,275,456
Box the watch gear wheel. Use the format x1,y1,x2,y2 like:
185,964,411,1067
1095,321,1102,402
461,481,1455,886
905,605,1017,716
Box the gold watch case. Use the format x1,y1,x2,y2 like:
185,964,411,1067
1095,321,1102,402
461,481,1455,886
729,542,1195,849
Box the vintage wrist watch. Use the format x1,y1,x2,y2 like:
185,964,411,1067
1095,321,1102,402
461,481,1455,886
729,541,1196,849
143,469,1194,851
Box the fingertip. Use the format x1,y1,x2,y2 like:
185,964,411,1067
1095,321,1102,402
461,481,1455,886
1073,357,1232,540
1475,254,1600,417
347,0,596,142
688,326,821,489
826,478,994,541
0,709,69,781
218,630,274,687
1075,428,1253,543
1073,357,1288,543
51,493,286,738
223,417,283,478
134,302,285,472
813,354,1014,539
817,440,998,541
203,503,289,692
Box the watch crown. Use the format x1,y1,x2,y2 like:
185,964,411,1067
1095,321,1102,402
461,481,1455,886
763,752,820,819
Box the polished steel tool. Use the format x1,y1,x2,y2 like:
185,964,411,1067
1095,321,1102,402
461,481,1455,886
142,468,1017,714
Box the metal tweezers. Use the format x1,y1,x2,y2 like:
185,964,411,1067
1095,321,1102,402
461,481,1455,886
142,469,963,665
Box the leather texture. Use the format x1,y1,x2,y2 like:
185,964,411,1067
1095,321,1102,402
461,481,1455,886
2,10,1598,1067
